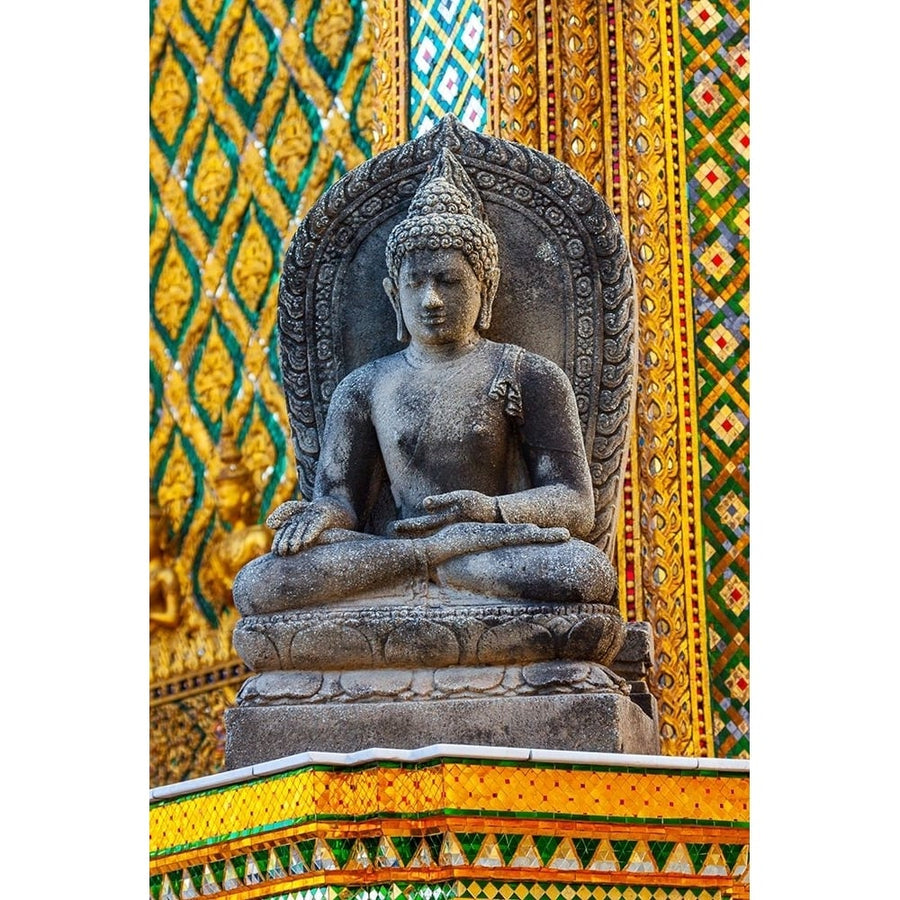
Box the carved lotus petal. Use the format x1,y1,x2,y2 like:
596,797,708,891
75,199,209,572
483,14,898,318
384,621,460,668
232,624,283,670
290,622,373,669
476,620,555,666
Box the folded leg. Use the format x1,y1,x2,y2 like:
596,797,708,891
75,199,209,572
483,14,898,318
434,538,615,605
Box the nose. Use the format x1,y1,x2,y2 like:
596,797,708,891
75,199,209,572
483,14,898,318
422,282,443,310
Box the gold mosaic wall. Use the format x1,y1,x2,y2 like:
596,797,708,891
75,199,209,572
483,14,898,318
150,0,378,783
150,0,739,783
149,755,749,899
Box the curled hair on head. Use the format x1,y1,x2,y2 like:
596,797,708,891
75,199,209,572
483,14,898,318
384,149,500,308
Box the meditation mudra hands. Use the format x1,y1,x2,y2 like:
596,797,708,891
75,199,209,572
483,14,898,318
266,492,570,560
390,490,497,536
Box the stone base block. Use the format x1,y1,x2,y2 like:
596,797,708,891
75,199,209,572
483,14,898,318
225,692,660,769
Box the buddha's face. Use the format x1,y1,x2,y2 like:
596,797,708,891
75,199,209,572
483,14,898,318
394,248,482,346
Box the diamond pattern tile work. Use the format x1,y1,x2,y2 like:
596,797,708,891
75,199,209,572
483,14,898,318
150,758,748,898
408,0,488,136
149,0,376,785
678,0,750,758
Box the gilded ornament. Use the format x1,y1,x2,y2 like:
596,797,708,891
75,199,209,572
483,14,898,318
153,236,198,346
157,431,199,538
312,0,356,70
190,317,237,428
150,496,184,631
207,425,272,606
150,42,193,147
227,8,271,106
268,91,315,193
229,207,275,313
191,126,234,225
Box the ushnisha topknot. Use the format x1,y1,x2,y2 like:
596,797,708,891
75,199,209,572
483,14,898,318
385,148,500,288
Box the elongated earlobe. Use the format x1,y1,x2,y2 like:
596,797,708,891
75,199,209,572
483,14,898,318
477,268,500,331
383,276,409,342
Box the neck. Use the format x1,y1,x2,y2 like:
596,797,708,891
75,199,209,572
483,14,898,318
405,334,483,366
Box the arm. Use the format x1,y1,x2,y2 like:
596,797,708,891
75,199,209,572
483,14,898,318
270,366,380,554
491,352,594,536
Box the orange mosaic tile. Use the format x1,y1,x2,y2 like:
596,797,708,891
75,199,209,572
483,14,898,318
151,756,748,900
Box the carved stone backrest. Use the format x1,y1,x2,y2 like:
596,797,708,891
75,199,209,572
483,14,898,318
278,116,637,555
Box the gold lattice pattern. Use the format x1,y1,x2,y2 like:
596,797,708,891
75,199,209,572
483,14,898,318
149,0,376,691
150,759,749,899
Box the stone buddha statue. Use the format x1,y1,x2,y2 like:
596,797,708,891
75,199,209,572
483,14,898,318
225,117,658,764
233,150,614,616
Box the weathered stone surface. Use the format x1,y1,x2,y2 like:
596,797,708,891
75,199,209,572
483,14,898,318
224,118,649,766
433,665,505,693
339,669,413,699
609,621,655,684
276,117,636,556
234,662,627,705
233,602,626,671
225,693,659,768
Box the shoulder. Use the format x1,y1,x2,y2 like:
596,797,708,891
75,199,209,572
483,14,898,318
507,348,578,418
511,346,572,390
329,361,378,411
330,353,406,407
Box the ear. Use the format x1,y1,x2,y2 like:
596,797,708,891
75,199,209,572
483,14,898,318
477,267,500,332
383,276,409,343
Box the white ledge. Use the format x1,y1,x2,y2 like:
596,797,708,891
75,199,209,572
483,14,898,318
150,744,749,803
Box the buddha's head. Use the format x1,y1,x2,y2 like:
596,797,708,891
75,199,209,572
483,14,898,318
384,150,500,344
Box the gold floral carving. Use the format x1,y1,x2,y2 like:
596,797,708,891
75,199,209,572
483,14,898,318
620,0,712,755
556,0,606,198
268,92,315,193
488,0,540,145
150,42,193,146
150,685,237,787
369,0,408,154
313,0,357,69
485,0,712,756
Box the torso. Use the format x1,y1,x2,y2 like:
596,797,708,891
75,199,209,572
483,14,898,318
368,340,523,518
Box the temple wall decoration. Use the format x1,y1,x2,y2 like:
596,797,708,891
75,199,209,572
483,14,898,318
150,0,748,785
149,750,749,899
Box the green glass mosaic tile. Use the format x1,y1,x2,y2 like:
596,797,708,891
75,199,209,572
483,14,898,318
230,853,246,881
648,840,676,870
208,858,226,886
391,836,419,866
328,838,355,869
719,842,744,872
297,839,316,869
425,833,445,864
610,839,637,870
495,833,524,865
572,837,601,868
532,835,562,866
456,833,485,864
686,843,712,873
